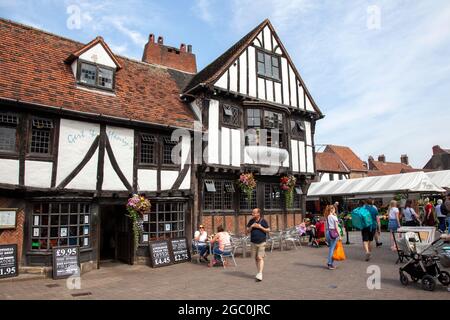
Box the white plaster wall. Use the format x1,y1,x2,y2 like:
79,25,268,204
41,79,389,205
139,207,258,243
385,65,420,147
289,65,298,107
106,125,134,185
298,82,305,110
273,36,281,53
221,127,230,166
307,146,314,173
274,82,282,104
263,26,272,51
179,168,191,190
334,173,340,181
257,77,265,100
291,140,299,172
229,61,238,93
79,43,116,68
281,57,289,105
239,53,247,95
160,170,179,191
304,121,312,146
102,153,127,191
215,71,228,89
248,46,257,97
137,169,157,191
0,159,19,185
231,129,240,167
181,134,191,166
306,95,315,112
299,141,307,172
207,99,219,164
321,173,330,182
25,161,52,188
66,149,98,190
56,119,100,186
266,80,274,102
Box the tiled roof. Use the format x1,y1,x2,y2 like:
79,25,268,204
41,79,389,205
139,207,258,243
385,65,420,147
370,160,413,175
324,145,367,172
315,152,349,173
0,18,196,129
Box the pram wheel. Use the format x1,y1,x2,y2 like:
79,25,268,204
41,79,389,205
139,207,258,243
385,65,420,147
438,271,450,286
399,271,409,286
421,275,436,291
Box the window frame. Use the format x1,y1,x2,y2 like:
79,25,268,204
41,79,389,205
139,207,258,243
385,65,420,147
30,202,92,251
264,183,282,210
256,49,281,82
76,60,116,92
138,133,158,167
27,116,55,158
0,112,19,155
245,107,287,148
221,104,241,128
203,179,236,212
161,135,180,168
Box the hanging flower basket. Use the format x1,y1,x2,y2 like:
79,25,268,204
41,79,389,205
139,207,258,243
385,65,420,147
238,173,257,205
126,194,151,252
280,175,297,208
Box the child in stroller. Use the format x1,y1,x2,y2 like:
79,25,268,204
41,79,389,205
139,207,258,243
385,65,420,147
399,232,450,291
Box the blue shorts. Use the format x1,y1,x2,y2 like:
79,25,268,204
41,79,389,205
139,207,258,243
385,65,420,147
388,219,399,232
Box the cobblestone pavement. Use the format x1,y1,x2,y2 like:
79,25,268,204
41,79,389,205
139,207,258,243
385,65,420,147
0,232,449,300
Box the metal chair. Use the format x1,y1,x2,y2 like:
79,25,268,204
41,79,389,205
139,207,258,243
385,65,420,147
268,231,283,252
191,239,202,263
282,229,299,250
216,243,237,268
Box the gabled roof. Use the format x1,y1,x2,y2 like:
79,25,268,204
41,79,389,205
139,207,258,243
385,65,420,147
0,18,196,130
65,36,123,69
183,19,323,116
324,145,367,172
369,160,414,175
315,152,349,173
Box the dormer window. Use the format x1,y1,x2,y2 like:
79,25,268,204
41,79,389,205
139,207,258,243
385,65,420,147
78,61,114,90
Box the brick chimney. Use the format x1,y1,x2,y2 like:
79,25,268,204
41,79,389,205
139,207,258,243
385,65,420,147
378,154,386,162
142,33,197,73
400,154,409,165
368,156,374,170
433,145,444,155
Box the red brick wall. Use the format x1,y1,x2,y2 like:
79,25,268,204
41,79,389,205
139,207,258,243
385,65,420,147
269,215,277,230
213,216,224,233
142,40,197,73
295,213,302,225
287,213,294,228
0,198,25,265
201,215,213,235
224,216,234,234
277,214,284,230
238,215,246,236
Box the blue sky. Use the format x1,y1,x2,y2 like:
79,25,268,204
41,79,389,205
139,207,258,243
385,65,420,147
1,0,449,168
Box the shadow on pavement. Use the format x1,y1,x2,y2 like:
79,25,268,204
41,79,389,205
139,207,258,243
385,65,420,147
224,271,255,279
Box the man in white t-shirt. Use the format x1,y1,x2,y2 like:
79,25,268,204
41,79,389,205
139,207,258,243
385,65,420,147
193,225,209,261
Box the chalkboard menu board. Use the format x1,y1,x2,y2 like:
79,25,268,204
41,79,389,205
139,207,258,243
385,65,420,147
52,246,80,279
0,244,18,279
148,240,173,268
170,237,191,264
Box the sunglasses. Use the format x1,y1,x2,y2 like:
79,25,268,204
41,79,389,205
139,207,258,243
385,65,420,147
199,226,205,229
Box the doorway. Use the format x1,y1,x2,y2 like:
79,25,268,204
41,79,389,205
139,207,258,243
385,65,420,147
99,205,133,265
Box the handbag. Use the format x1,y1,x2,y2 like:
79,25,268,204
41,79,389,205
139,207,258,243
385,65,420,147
326,216,339,239
333,240,346,261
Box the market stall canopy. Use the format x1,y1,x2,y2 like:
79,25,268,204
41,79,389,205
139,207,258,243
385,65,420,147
426,170,450,189
307,171,446,198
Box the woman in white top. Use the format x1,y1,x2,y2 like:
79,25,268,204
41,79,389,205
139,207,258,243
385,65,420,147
403,200,420,226
324,205,340,270
387,200,401,251
193,224,209,261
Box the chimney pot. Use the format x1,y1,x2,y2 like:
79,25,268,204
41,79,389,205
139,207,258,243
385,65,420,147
400,154,409,165
187,44,192,53
180,43,186,52
378,154,386,162
433,145,443,155
149,34,155,43
157,36,164,45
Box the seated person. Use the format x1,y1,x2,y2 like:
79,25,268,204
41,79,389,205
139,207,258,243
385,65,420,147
193,224,209,261
304,218,319,247
208,225,231,267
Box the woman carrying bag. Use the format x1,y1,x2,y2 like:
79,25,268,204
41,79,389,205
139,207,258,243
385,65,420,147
324,205,344,270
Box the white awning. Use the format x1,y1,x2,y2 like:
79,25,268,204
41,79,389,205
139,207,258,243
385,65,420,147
307,171,446,198
426,170,450,189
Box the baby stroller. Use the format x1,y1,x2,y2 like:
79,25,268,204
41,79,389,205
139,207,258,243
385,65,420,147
399,232,450,291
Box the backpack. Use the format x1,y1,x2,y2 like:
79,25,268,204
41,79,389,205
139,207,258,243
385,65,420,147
351,207,372,230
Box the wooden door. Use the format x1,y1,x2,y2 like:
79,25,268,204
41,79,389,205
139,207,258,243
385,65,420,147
116,209,133,265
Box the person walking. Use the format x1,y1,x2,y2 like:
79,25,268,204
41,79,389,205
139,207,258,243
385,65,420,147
423,198,437,227
246,208,270,282
403,200,420,226
366,199,382,247
440,193,450,234
436,199,446,233
387,200,401,250
324,205,340,269
357,200,376,261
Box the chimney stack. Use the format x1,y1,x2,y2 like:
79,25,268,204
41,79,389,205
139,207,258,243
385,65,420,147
378,154,386,162
400,154,409,165
433,145,444,155
142,34,197,73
